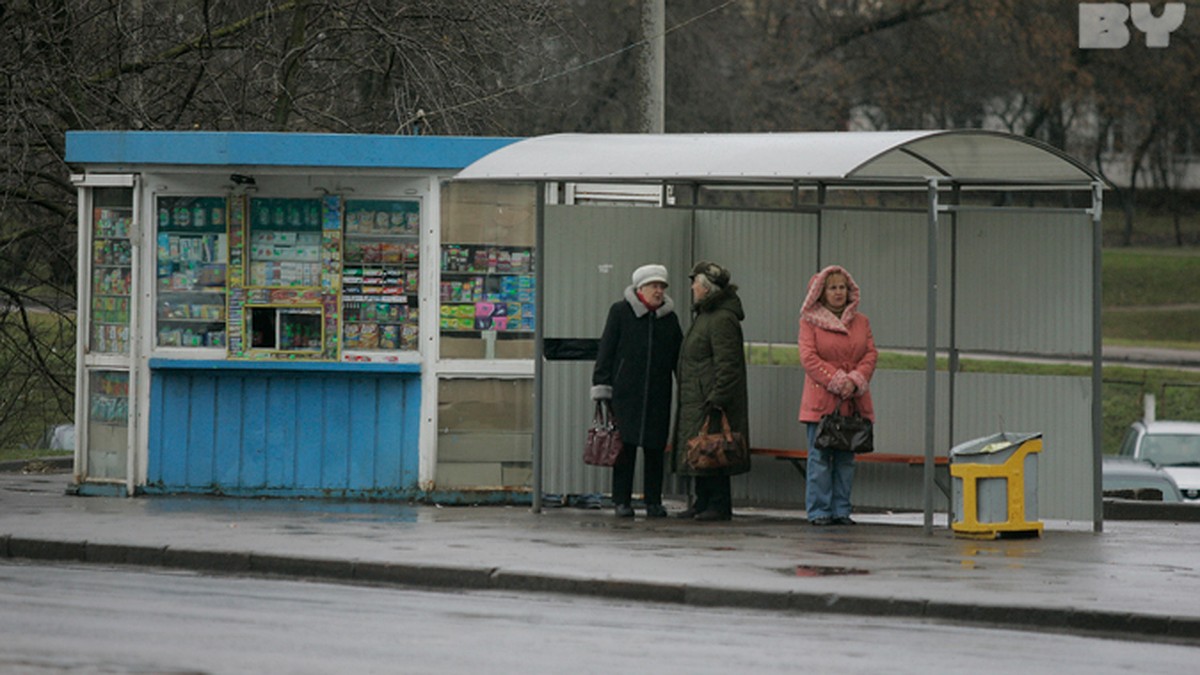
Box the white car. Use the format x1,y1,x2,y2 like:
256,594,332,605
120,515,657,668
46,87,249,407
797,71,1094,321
1102,457,1182,502
1117,420,1200,501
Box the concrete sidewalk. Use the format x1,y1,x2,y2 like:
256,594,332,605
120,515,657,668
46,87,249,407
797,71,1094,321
3,472,1200,644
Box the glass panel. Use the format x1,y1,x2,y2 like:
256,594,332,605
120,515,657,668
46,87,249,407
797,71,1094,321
435,378,533,488
247,306,323,352
89,188,134,354
248,197,322,287
439,182,537,359
86,370,129,480
155,196,228,348
342,199,420,353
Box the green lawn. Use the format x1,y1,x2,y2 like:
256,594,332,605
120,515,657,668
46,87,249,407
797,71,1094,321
1102,247,1200,349
1102,248,1200,307
0,447,72,463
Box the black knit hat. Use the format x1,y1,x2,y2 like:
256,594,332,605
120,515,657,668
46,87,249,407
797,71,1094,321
689,261,730,288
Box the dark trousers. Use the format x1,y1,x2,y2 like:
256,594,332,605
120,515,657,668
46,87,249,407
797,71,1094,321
612,445,664,507
692,475,732,515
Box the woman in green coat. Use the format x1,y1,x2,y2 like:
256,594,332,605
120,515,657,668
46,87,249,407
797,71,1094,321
672,261,750,521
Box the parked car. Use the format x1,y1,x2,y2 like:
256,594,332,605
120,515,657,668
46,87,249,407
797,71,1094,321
1101,456,1183,502
1117,420,1200,501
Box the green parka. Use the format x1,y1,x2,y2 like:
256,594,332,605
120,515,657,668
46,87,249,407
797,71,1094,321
671,285,751,477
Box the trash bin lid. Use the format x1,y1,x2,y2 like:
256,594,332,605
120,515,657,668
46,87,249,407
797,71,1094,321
951,431,1042,457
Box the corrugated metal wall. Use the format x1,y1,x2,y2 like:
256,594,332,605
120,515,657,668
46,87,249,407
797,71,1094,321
821,209,953,349
952,372,1095,521
541,205,690,498
955,209,1093,355
543,360,618,497
692,210,817,343
539,202,1095,521
543,204,692,339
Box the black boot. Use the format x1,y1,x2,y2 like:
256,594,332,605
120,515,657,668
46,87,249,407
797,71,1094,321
693,508,731,522
693,476,732,521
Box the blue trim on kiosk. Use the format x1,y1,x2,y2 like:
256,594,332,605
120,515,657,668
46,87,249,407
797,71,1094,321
149,358,420,374
66,131,520,169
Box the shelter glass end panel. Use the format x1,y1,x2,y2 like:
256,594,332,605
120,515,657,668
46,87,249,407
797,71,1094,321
440,182,537,360
436,378,533,488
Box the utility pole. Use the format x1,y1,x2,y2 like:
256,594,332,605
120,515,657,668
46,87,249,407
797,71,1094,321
640,0,665,133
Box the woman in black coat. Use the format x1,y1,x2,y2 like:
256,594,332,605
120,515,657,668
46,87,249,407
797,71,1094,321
592,264,683,518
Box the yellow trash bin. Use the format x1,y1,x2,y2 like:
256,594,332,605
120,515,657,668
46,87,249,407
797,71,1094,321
950,432,1043,539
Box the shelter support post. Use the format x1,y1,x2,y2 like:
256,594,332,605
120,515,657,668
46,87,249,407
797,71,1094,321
924,178,940,534
1091,180,1104,533
532,182,546,514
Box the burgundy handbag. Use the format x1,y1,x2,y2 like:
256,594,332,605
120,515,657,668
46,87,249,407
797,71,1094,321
584,400,623,467
685,409,748,471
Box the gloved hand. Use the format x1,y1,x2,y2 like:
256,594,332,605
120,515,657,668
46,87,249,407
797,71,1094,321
847,371,870,397
838,379,856,398
828,370,855,398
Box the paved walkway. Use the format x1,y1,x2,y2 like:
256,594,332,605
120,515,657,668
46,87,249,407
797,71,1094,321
1102,345,1200,370
3,472,1200,644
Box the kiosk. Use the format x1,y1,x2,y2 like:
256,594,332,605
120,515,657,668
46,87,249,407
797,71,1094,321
68,131,537,501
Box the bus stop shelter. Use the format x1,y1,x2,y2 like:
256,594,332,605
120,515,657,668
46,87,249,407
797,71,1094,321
457,130,1107,532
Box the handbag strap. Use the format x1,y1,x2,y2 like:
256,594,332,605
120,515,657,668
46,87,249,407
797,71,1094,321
827,396,861,416
701,406,735,441
594,400,613,425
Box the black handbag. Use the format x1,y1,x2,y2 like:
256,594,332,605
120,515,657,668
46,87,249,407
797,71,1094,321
583,400,624,467
814,398,874,454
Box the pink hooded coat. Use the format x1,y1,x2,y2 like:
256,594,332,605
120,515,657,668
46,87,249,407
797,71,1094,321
797,265,878,423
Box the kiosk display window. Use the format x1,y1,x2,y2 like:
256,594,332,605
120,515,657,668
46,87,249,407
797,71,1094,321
248,197,322,288
155,196,228,348
342,199,420,353
248,303,323,352
439,183,537,359
86,370,129,479
89,199,133,354
231,197,334,360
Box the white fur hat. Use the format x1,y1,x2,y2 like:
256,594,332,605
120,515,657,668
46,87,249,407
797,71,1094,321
631,264,669,288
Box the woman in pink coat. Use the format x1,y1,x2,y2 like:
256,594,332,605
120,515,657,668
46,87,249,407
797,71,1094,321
798,265,877,526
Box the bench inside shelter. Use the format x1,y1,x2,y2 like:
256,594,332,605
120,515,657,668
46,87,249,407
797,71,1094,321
750,447,951,498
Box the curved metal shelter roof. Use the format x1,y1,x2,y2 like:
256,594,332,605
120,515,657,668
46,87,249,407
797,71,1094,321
457,129,1103,186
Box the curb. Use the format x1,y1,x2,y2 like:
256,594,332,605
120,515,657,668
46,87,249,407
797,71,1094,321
5,535,1199,645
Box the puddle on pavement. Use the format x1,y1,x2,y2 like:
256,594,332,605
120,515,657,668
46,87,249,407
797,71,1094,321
793,565,870,577
956,541,1040,569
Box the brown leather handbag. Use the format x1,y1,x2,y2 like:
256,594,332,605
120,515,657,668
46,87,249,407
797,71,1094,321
583,400,623,467
685,409,748,471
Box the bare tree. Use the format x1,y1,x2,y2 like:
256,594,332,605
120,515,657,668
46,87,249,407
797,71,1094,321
1,0,1196,447
0,0,570,447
